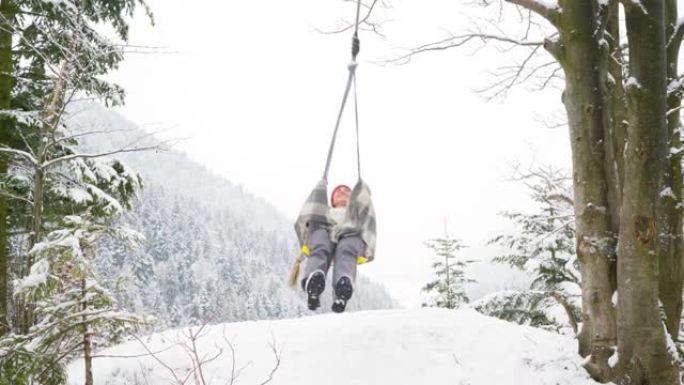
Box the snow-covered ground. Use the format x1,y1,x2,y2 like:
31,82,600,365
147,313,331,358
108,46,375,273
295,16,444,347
67,308,598,385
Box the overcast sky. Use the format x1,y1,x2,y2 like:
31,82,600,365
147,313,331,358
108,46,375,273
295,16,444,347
109,0,574,307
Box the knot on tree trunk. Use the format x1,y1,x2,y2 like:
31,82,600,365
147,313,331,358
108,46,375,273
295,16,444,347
585,104,595,115
633,215,654,244
639,149,648,164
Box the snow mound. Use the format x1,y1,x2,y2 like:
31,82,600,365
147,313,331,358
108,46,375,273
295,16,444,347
67,308,597,385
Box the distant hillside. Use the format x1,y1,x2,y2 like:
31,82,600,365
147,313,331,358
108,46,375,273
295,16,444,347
65,103,397,328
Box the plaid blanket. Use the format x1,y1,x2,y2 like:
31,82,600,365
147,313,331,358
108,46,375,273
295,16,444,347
294,178,377,261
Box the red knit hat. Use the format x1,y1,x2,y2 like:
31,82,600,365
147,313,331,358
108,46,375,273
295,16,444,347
331,184,351,207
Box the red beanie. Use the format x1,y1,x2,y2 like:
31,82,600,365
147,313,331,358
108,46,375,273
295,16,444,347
331,184,351,207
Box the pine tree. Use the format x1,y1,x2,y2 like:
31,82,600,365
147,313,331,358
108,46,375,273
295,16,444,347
0,0,152,339
0,157,147,384
486,166,580,334
422,231,473,309
471,291,561,332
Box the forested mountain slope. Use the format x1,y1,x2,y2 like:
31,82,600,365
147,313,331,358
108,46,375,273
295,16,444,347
67,103,396,328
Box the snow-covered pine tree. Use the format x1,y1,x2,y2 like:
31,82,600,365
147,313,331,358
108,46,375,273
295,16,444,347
483,166,580,333
471,291,561,332
1,156,147,385
422,230,473,309
0,0,152,337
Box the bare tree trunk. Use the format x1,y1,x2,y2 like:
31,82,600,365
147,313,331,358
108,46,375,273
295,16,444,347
82,277,94,385
615,1,680,383
18,154,45,335
503,1,618,380
555,1,616,380
27,168,44,265
18,62,68,334
657,0,684,342
0,0,14,336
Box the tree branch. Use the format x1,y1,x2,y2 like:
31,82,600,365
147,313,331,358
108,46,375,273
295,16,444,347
619,0,648,14
0,147,38,165
41,139,175,170
315,0,384,37
133,334,188,385
0,190,32,205
667,17,684,58
383,33,543,65
552,291,579,335
505,0,561,27
258,337,282,385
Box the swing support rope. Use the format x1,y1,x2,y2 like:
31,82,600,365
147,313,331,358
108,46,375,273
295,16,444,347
322,0,363,183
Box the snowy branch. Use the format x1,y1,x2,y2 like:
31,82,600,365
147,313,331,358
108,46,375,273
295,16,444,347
0,190,33,205
618,0,648,14
41,138,173,170
91,344,177,359
46,128,139,151
551,292,579,335
667,18,684,54
547,193,574,206
667,104,684,117
0,146,38,165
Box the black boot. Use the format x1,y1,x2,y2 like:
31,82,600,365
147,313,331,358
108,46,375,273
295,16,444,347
332,276,353,313
304,271,326,311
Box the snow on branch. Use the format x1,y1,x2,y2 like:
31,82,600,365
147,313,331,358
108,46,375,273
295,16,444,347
619,0,648,14
505,0,561,26
667,17,684,56
41,137,176,170
0,146,38,165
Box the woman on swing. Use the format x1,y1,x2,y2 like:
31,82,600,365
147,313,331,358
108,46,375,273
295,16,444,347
301,184,365,313
291,179,376,313
291,0,376,313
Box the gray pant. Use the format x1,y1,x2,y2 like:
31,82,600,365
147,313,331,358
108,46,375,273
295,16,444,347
302,222,366,288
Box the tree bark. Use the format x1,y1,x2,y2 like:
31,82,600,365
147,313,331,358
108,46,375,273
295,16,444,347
602,1,625,298
657,0,684,342
0,0,15,336
555,1,617,381
19,61,69,334
615,1,680,383
82,277,94,385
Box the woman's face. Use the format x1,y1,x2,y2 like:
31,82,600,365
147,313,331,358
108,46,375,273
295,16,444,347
332,186,352,208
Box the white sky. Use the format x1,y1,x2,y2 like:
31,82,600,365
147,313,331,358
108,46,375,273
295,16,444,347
110,0,574,307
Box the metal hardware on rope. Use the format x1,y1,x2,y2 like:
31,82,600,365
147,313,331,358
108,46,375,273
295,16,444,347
352,33,360,61
352,0,362,60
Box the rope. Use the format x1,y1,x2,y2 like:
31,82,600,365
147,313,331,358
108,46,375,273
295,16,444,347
353,0,362,180
354,0,362,34
323,64,356,182
353,72,361,180
322,0,364,183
